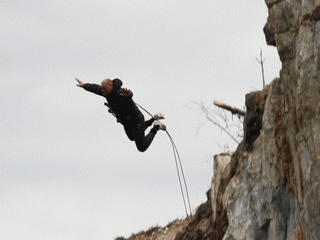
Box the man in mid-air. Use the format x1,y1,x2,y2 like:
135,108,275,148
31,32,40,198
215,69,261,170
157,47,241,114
75,78,166,152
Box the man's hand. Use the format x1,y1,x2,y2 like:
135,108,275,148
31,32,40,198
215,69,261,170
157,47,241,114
75,78,84,87
120,88,131,97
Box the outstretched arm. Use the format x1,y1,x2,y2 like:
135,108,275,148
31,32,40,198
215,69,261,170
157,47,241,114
75,78,104,96
75,78,84,87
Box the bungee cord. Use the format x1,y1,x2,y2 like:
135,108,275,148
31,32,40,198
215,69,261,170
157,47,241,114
166,130,192,218
134,102,192,219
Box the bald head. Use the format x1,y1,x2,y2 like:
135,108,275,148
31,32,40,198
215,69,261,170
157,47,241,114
101,78,114,95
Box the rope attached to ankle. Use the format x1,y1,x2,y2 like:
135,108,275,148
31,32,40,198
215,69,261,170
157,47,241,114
135,102,192,220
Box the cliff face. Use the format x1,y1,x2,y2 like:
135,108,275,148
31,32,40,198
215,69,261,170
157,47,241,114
212,0,320,239
120,1,320,239
179,0,320,239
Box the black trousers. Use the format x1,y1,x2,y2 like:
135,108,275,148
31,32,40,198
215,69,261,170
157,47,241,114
123,117,158,152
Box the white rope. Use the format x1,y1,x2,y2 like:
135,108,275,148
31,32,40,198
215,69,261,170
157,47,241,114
134,102,192,219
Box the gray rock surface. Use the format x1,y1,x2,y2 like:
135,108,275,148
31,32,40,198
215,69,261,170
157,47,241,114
219,1,320,239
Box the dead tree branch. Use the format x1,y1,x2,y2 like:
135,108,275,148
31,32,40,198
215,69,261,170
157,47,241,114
256,48,266,88
197,102,240,144
189,101,244,146
213,100,245,117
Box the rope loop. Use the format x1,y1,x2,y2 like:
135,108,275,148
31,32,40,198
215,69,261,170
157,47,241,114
135,102,192,219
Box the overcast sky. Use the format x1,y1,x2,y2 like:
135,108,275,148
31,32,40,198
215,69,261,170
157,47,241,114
1,1,281,239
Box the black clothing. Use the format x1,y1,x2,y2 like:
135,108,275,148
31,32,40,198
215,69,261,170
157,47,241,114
83,79,143,124
83,79,158,152
123,117,157,152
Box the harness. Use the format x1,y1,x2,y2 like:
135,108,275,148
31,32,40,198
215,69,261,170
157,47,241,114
104,102,121,122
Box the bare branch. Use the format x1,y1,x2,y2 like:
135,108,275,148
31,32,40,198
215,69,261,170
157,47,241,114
188,101,243,146
205,113,240,144
213,100,245,116
256,48,266,88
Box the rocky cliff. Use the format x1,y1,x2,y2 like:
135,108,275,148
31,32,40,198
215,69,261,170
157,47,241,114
217,0,320,239
120,0,320,239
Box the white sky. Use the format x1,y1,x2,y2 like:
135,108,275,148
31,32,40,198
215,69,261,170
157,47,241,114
1,1,281,239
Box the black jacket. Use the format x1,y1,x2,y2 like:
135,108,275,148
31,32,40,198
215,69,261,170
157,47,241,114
83,79,143,124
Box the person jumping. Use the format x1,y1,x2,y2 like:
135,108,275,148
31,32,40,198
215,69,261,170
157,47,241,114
75,78,166,152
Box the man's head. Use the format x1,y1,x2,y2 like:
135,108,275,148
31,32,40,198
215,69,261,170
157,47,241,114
101,79,113,95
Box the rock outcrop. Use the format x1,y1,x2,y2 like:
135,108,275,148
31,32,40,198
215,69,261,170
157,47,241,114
210,0,320,238
119,0,320,239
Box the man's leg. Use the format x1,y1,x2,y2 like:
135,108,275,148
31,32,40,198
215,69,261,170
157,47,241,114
145,118,155,128
144,113,165,128
133,122,158,152
123,124,135,141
